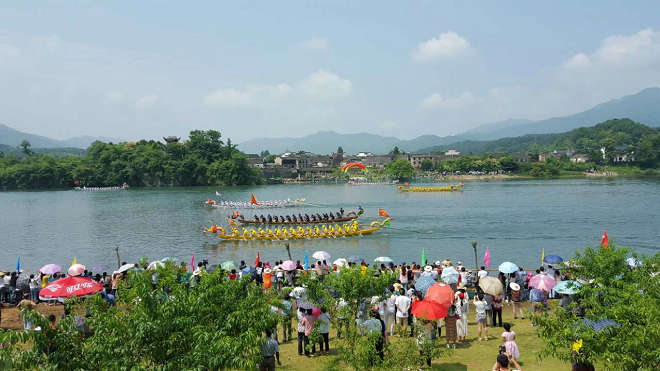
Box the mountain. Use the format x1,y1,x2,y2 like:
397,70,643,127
0,123,123,149
238,131,468,154
417,118,659,155
465,88,660,140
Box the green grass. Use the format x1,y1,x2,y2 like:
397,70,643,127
274,302,570,370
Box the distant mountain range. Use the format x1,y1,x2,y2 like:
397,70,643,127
238,87,660,154
2,87,659,153
0,123,122,149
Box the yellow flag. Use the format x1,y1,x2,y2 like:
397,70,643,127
541,248,545,266
72,257,77,265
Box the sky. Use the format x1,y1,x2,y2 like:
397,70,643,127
1,1,659,143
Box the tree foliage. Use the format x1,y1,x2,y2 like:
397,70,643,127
384,159,415,180
0,265,278,370
0,130,262,189
534,245,660,370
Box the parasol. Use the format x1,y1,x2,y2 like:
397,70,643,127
441,266,459,284
281,260,297,271
374,257,393,264
68,264,86,277
332,258,348,267
478,276,504,296
115,264,136,274
221,261,237,271
412,299,448,320
40,264,62,275
554,280,582,295
312,251,331,262
147,261,165,270
498,262,519,274
529,274,556,291
425,283,454,307
414,276,436,297
543,255,563,264
39,276,103,302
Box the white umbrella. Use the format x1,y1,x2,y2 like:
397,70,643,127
147,261,165,270
114,263,136,274
312,251,331,262
374,256,394,264
441,266,459,284
333,258,348,267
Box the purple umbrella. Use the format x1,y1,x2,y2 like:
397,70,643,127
40,264,62,275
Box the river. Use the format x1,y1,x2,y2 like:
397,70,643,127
1,178,658,272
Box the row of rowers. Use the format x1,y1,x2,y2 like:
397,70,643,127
242,208,360,224
211,220,362,237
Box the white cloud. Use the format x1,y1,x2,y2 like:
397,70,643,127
105,91,124,103
412,31,472,62
300,37,328,51
135,94,159,109
203,88,252,108
563,53,591,68
380,120,398,130
596,28,659,64
420,92,477,110
298,69,352,99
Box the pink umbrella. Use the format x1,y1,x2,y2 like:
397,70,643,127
68,264,86,277
39,264,62,275
39,276,103,301
280,260,297,271
425,283,454,307
529,274,556,291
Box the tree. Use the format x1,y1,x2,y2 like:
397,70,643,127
420,159,434,171
20,140,32,156
0,265,279,369
471,241,478,270
534,245,660,370
390,146,400,155
336,146,344,154
384,159,414,180
498,155,519,172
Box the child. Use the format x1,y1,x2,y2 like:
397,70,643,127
317,307,331,354
474,293,489,341
501,322,520,360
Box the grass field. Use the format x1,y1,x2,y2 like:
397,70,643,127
1,301,569,370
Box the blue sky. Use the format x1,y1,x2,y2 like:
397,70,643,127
1,1,659,142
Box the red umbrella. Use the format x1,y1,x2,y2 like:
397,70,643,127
412,299,448,320
39,276,103,301
425,283,454,307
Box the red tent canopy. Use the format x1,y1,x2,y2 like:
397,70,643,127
39,276,103,301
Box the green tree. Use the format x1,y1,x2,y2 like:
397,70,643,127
420,159,434,171
384,159,414,180
499,155,519,172
390,146,400,155
20,140,32,156
336,146,344,154
534,245,660,370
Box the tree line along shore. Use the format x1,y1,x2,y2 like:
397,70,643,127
1,119,659,190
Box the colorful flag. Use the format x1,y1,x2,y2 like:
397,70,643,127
382,218,391,226
378,208,390,217
601,231,609,249
190,254,195,270
421,249,427,266
541,248,545,266
484,247,491,268
16,256,20,272
250,194,260,205
303,251,308,270
229,218,238,227
255,251,260,267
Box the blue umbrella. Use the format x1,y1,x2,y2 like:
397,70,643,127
529,288,546,302
498,262,519,274
348,256,363,264
441,266,459,284
581,318,620,331
241,266,256,275
543,255,563,264
554,280,582,295
414,276,436,297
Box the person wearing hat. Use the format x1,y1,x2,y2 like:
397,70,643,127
510,283,524,319
421,265,438,280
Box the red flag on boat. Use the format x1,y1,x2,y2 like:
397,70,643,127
601,231,609,249
378,208,390,217
484,247,491,268
190,254,195,270
255,251,260,267
250,194,260,205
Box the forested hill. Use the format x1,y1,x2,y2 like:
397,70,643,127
0,130,262,190
423,118,659,156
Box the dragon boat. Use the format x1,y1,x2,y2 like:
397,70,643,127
204,219,389,241
205,194,305,209
238,211,359,225
397,183,464,192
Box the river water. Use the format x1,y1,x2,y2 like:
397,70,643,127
1,178,659,272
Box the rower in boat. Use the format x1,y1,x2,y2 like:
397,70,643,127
339,208,344,216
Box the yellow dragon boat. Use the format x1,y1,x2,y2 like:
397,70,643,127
397,183,464,192
204,219,389,241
